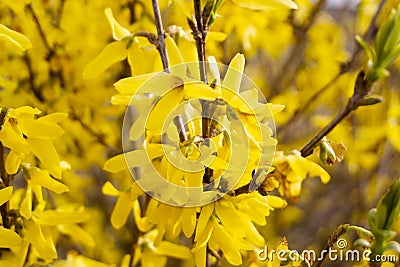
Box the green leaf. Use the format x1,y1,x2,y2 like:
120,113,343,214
355,35,376,64
368,208,377,230
359,95,384,106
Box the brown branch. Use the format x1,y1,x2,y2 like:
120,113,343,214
151,0,169,72
300,70,372,157
23,53,45,102
193,0,208,83
279,0,388,134
0,108,10,228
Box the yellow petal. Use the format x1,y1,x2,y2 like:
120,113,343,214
104,7,130,40
30,169,69,194
265,195,286,208
114,71,182,95
211,221,242,265
0,24,32,51
28,138,61,178
83,41,127,79
0,186,13,206
156,241,191,259
37,113,68,123
195,245,207,267
20,184,32,219
58,224,95,248
192,220,213,253
66,252,115,267
146,88,184,133
36,209,90,225
215,201,245,237
206,32,227,42
184,83,219,100
232,0,297,10
25,220,57,260
103,153,127,173
0,227,21,248
287,155,330,183
5,150,22,175
10,106,41,118
181,207,197,238
165,35,186,77
195,204,214,242
102,181,120,196
133,200,153,232
20,119,64,139
222,53,245,93
111,191,132,228
0,121,29,153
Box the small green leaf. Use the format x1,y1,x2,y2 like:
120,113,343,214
368,208,377,230
359,95,384,106
356,35,376,63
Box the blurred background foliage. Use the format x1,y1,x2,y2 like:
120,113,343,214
1,0,400,266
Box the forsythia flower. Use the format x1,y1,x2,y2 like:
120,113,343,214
274,151,330,201
0,106,68,178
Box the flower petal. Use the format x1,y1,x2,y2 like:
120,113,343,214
37,113,68,123
5,150,22,174
104,7,130,40
28,138,61,179
83,41,127,79
222,53,245,93
20,119,64,139
36,209,90,225
111,191,132,229
25,220,57,260
156,241,191,259
0,186,13,206
0,24,32,51
102,181,120,196
0,227,21,248
30,169,69,194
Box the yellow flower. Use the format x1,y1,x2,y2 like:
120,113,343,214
130,229,192,267
102,181,143,229
106,52,280,206
274,151,330,200
0,107,67,178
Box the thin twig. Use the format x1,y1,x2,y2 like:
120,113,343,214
23,53,45,102
279,0,388,133
0,108,10,228
299,70,371,157
151,0,169,72
193,0,208,83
